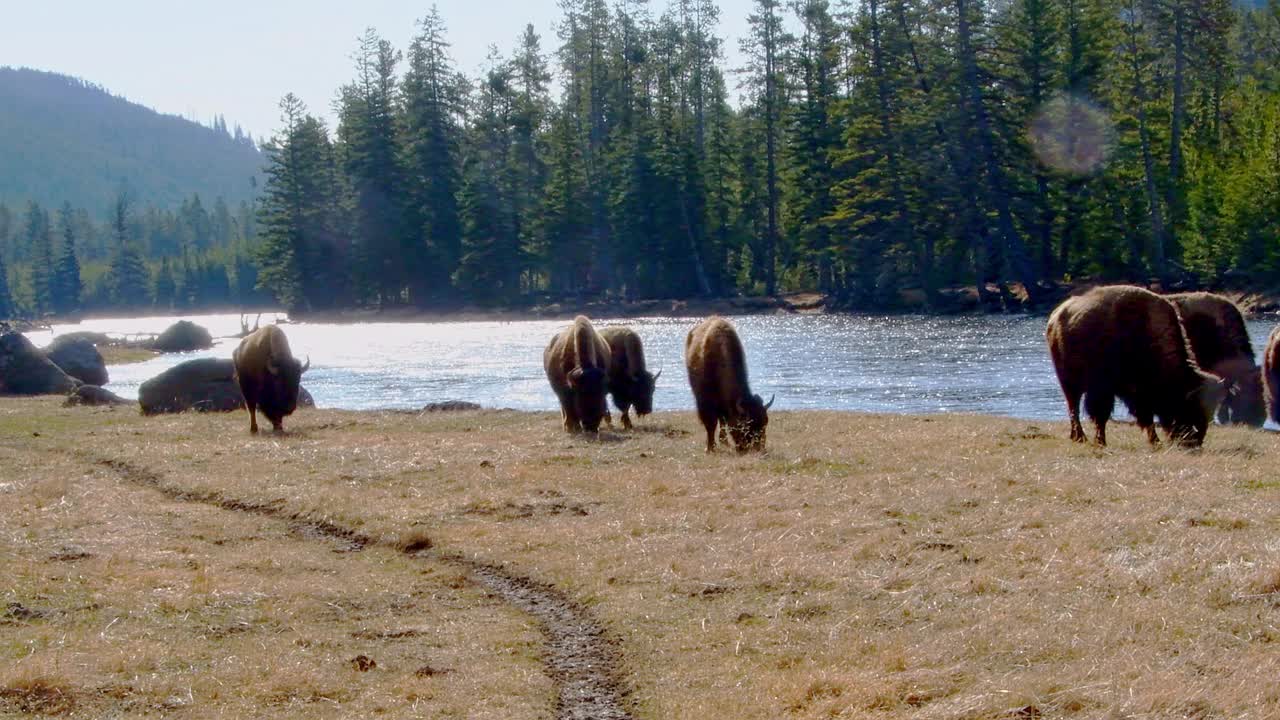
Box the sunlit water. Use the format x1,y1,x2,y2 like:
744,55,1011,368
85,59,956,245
28,312,1280,422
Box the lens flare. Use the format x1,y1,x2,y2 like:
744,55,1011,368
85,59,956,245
1027,93,1114,176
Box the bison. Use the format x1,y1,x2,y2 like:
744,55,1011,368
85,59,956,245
544,316,612,434
599,326,660,430
685,317,774,453
1167,292,1264,427
1264,326,1280,425
1046,285,1228,447
232,325,309,434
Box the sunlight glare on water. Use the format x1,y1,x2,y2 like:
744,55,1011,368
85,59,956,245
34,311,1279,423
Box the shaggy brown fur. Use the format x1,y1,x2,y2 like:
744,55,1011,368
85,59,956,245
1264,326,1280,425
544,316,612,434
232,325,309,435
599,326,660,430
1167,292,1264,427
1046,286,1228,447
685,317,773,453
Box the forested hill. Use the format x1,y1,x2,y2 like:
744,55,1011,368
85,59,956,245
0,67,263,211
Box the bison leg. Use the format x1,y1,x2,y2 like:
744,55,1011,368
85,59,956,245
1132,408,1159,446
1216,401,1231,426
1083,390,1114,446
245,399,259,434
621,406,633,430
1064,389,1085,443
718,417,730,448
696,403,719,453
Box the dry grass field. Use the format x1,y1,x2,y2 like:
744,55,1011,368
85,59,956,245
3,398,1279,719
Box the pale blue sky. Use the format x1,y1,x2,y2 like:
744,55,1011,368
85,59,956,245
3,0,755,142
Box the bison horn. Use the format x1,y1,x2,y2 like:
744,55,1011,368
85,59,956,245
652,369,662,382
764,393,775,410
301,355,311,373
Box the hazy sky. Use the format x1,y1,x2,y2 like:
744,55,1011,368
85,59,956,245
4,0,756,141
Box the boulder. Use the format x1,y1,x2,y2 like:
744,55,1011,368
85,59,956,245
0,332,78,395
421,400,480,412
139,357,314,415
45,335,108,386
151,320,214,353
64,385,130,407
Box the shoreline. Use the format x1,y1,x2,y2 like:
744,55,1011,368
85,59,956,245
14,283,1280,331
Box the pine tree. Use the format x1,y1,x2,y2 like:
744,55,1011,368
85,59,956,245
256,93,344,312
0,247,12,320
51,202,82,314
510,24,552,293
784,0,841,292
454,50,524,304
22,202,55,315
740,0,792,295
338,27,407,306
107,193,151,309
153,257,177,309
401,7,466,305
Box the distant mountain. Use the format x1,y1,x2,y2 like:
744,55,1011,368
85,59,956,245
0,67,263,212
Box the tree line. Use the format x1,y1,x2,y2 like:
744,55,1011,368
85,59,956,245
254,0,1280,313
0,193,270,319
5,0,1279,320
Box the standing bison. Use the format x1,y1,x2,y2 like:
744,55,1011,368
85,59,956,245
1167,292,1264,427
1264,326,1280,425
685,317,773,453
545,316,612,434
232,325,309,434
599,326,660,430
1046,285,1228,447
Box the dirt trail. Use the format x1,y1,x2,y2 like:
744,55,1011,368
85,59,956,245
86,454,634,720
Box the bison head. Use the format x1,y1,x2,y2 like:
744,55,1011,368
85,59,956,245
730,393,774,453
631,368,661,416
1217,361,1265,428
568,366,609,433
266,354,310,417
1165,374,1230,448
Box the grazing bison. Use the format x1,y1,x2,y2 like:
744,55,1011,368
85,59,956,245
1167,292,1264,427
1264,326,1280,425
685,317,774,453
544,316,612,434
599,326,660,430
1046,285,1229,447
232,325,309,434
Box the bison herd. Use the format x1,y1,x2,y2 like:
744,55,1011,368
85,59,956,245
226,283,1276,452
1047,285,1278,448
543,315,774,453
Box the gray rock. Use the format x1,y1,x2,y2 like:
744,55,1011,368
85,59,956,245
45,335,108,386
0,332,78,395
151,320,214,353
64,385,130,407
139,357,314,415
421,400,481,412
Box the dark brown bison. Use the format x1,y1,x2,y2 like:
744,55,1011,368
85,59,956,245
1046,285,1228,447
1167,292,1264,427
599,326,660,430
232,325,309,434
544,316,612,434
685,317,774,453
1264,326,1280,425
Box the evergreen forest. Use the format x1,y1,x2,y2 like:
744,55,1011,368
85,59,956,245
6,0,1280,318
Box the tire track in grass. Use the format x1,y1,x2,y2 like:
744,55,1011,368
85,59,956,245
85,454,634,720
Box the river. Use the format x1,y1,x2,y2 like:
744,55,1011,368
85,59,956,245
27,312,1280,422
